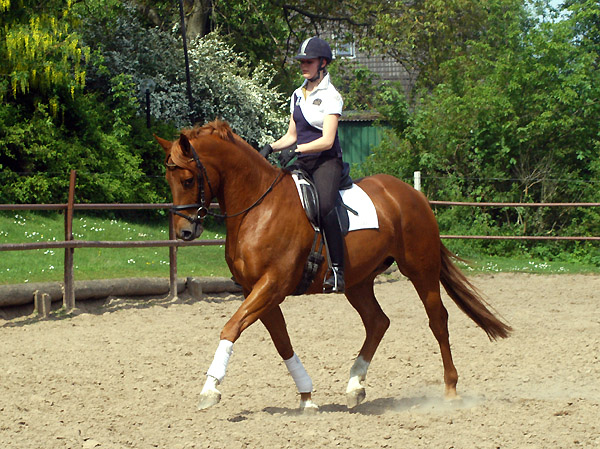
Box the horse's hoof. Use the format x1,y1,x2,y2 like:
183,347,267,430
444,392,462,402
444,386,460,401
300,399,319,414
346,387,366,408
197,389,221,410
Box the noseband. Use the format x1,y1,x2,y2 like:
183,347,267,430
167,140,282,226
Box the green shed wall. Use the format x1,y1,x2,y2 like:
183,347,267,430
338,121,385,166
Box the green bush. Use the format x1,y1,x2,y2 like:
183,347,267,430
1,3,287,206
355,1,600,262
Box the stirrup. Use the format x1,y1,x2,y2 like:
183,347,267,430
323,266,345,293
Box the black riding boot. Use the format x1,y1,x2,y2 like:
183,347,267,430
322,210,345,293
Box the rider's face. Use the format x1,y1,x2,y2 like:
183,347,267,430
299,58,320,80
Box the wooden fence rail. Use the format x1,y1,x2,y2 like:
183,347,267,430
0,170,225,310
428,200,600,241
1,170,599,310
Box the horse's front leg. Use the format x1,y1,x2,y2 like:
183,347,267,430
197,340,233,410
197,279,315,411
260,306,318,413
197,279,280,410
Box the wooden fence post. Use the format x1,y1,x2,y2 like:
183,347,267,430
414,171,421,191
34,290,52,318
63,169,76,311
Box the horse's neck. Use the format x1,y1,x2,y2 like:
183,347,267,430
214,141,280,214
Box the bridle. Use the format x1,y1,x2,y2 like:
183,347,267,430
166,140,282,226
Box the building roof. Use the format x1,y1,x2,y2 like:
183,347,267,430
340,110,382,122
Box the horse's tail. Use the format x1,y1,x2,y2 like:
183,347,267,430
439,244,512,340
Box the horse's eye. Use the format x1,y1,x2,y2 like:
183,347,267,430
182,177,194,188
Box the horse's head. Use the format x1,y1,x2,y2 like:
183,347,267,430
155,130,215,241
157,119,277,241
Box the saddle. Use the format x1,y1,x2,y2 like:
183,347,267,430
291,163,356,295
294,163,355,232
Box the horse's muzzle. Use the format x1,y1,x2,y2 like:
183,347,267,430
171,205,207,241
178,222,204,241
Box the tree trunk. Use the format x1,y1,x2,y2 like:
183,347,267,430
131,0,162,27
183,0,212,41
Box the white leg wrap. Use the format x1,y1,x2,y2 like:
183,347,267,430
206,340,234,383
284,353,313,393
346,356,370,393
200,374,219,394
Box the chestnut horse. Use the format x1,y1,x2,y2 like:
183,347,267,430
155,119,511,412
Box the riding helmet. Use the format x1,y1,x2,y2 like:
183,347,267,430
295,37,333,63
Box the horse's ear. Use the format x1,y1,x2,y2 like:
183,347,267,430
178,133,192,157
154,135,172,154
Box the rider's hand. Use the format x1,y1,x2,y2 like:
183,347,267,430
279,145,298,167
259,144,273,158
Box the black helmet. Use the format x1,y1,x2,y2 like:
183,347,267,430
294,37,333,63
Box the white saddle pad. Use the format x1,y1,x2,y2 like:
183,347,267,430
292,174,379,232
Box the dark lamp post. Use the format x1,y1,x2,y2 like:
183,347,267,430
140,79,156,129
178,0,195,124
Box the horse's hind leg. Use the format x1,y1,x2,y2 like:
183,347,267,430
411,276,459,399
344,279,390,408
260,306,319,412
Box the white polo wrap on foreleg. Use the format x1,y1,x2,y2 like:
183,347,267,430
346,356,370,393
284,353,313,393
206,339,234,383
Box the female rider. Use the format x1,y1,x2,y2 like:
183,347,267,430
260,36,345,293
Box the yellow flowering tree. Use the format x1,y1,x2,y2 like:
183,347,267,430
0,0,89,105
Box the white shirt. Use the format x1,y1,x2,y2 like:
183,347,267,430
289,74,343,132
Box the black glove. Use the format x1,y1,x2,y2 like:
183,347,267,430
279,145,299,167
259,143,273,158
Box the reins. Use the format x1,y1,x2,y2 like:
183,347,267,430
167,140,282,225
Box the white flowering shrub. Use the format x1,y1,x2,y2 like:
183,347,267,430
186,32,287,145
81,4,287,146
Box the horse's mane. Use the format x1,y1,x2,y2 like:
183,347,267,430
182,119,257,153
167,119,262,169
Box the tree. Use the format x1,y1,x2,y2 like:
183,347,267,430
78,3,287,142
126,1,534,98
564,0,600,49
234,1,528,94
0,0,89,102
131,0,213,39
0,1,171,205
361,0,600,244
